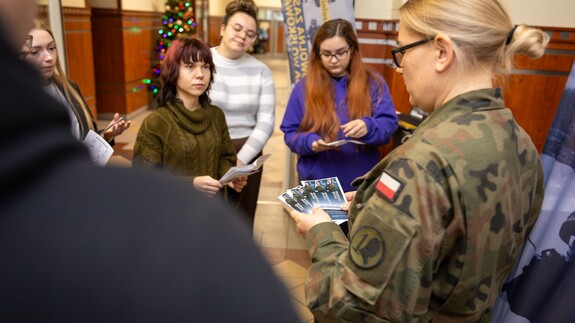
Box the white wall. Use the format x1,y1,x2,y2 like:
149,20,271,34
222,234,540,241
507,0,575,28
255,0,281,9
354,0,401,20
121,0,164,12
210,0,227,16
354,0,575,28
43,0,575,27
39,0,86,7
87,0,118,9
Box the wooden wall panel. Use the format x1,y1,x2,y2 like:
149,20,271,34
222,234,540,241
91,9,125,117
276,21,285,54
91,9,162,117
62,8,97,117
356,19,402,110
356,19,575,153
209,16,223,47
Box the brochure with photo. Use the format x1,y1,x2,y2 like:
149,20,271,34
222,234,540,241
278,176,348,225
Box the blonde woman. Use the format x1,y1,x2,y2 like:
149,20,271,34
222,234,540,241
21,20,129,143
289,0,549,321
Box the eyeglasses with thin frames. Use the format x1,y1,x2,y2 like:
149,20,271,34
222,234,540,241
230,23,257,43
391,37,434,68
319,47,352,61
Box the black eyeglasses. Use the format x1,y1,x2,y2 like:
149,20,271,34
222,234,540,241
319,47,352,61
230,23,257,42
391,37,434,68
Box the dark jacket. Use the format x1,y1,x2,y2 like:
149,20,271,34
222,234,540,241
0,24,300,322
53,79,98,140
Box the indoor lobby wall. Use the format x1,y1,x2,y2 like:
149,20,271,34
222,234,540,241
87,0,163,118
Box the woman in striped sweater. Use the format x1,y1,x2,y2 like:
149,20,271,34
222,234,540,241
210,0,275,229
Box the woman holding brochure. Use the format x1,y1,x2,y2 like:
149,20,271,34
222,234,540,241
132,38,246,198
280,19,398,192
289,0,547,320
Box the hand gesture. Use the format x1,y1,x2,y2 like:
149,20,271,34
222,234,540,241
102,113,131,141
341,119,367,138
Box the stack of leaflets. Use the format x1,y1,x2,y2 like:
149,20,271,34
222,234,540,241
219,154,271,185
278,176,348,225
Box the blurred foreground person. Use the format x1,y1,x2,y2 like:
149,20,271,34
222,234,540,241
0,1,300,321
289,0,548,321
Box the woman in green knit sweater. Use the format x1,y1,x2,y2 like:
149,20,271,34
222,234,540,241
133,38,246,197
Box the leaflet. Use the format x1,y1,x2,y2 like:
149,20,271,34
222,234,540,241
319,139,365,147
278,176,348,225
83,129,113,166
219,154,271,185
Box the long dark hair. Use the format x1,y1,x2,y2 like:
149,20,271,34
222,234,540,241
157,37,216,107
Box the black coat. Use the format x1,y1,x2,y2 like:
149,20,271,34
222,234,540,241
0,23,300,322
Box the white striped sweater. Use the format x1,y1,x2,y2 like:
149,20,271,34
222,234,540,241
210,47,276,164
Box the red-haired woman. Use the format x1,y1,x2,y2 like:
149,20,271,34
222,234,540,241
133,38,246,197
280,19,398,192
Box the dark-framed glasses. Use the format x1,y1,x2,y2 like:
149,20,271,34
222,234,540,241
230,23,257,42
391,37,434,68
319,47,352,61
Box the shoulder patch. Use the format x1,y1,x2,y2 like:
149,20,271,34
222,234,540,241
349,226,385,269
376,171,404,203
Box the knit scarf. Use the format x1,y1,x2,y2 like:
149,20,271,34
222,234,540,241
166,101,212,134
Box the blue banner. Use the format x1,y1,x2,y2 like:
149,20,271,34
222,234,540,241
493,61,575,322
280,0,355,86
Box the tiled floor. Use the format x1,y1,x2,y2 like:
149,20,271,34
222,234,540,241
101,54,314,322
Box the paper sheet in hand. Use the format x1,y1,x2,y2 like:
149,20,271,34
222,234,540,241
319,139,365,147
219,154,271,184
83,129,113,166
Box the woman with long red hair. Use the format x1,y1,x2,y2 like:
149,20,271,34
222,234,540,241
280,18,397,191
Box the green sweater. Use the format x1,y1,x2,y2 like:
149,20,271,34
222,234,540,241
132,101,236,183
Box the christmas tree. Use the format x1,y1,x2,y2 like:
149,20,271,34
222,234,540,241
144,0,196,96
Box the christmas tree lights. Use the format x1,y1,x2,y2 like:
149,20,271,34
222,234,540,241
144,0,196,96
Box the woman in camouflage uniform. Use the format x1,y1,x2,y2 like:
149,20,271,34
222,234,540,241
289,0,549,321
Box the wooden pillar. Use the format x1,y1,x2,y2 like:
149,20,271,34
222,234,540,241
91,9,161,118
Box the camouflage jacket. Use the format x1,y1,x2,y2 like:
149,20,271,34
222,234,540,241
304,88,544,322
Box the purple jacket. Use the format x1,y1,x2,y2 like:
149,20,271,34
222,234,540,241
280,74,397,191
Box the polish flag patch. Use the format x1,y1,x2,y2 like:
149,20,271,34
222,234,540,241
376,171,403,202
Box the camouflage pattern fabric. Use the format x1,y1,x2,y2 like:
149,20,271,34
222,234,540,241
303,88,544,322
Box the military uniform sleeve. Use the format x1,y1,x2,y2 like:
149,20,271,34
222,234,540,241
305,157,456,322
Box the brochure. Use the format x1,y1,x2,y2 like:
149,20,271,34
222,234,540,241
319,139,365,147
83,129,113,166
278,176,348,225
219,154,271,185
